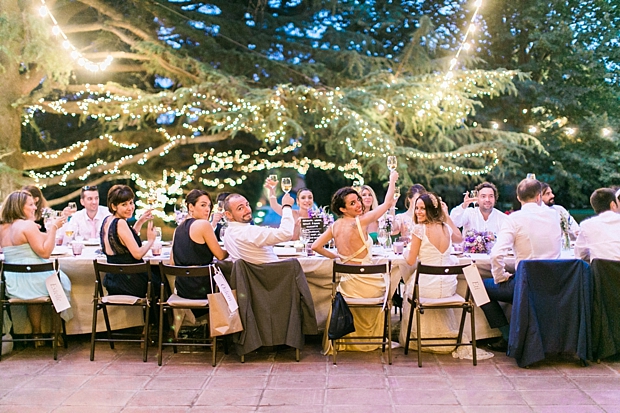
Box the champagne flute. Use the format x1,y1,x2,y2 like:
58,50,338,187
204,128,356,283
281,177,292,194
470,189,478,207
387,156,398,172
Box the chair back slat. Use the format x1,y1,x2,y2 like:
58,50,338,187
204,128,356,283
417,263,469,275
1,260,58,274
93,261,151,276
332,262,390,283
158,263,217,278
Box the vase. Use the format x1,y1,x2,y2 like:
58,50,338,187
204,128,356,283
562,233,571,251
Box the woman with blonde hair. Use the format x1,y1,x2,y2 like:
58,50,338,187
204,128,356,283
0,191,72,343
360,185,380,242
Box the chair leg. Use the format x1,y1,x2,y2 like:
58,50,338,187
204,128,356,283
404,298,415,355
332,339,337,365
212,336,217,367
157,304,164,366
295,348,300,362
61,319,68,349
52,307,59,361
416,308,423,368
142,303,150,363
90,301,99,361
470,304,477,366
101,305,114,350
381,307,388,353
387,307,392,365
0,305,5,362
240,354,245,363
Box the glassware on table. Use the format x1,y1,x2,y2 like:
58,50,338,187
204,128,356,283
387,156,398,171
377,229,389,250
64,229,75,242
71,242,84,256
151,241,162,256
281,177,292,194
154,227,162,243
526,173,536,180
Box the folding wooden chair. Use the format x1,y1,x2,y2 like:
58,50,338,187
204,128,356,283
331,261,392,365
0,260,67,361
90,260,152,362
404,262,477,367
157,262,219,366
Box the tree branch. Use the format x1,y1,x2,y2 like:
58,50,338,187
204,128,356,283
47,174,117,207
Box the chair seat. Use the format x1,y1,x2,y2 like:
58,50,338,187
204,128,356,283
420,294,465,306
166,294,209,308
8,296,51,304
344,296,384,305
101,295,143,305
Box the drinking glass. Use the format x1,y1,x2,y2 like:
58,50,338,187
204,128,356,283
352,181,361,192
281,177,292,194
68,202,77,213
64,228,75,242
470,189,478,206
154,227,162,243
147,191,157,207
377,229,388,250
526,173,536,180
387,156,398,171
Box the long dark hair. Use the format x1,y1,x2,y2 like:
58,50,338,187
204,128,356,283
331,187,363,217
413,193,444,224
405,184,427,209
185,189,212,208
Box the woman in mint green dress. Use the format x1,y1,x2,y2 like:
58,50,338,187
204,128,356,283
0,191,73,336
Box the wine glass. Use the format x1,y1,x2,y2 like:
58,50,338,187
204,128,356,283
147,191,157,207
377,229,389,250
281,177,292,194
68,202,77,214
268,174,278,188
526,173,537,180
387,156,398,171
352,181,361,192
154,227,162,243
470,190,478,207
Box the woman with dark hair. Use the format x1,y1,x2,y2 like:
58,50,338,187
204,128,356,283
401,192,464,352
394,184,427,241
170,189,227,303
265,178,315,240
311,171,398,352
99,185,156,297
22,185,49,232
0,191,72,342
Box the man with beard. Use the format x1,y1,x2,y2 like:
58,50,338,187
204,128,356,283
541,182,580,238
450,181,507,235
223,192,294,264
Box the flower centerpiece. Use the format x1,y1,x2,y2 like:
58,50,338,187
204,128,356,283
559,212,571,250
463,230,496,254
308,206,334,228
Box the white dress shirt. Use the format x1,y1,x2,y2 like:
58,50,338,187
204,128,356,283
450,206,507,235
64,206,111,239
574,211,620,261
224,207,294,264
550,204,580,237
490,202,562,283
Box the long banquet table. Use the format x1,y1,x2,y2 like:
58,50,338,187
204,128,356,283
3,245,512,340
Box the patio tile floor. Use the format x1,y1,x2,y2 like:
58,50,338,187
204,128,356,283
1,333,620,412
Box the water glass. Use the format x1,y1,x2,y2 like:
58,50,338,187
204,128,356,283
71,242,84,256
154,227,162,242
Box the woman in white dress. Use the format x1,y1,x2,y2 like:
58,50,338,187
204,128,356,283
400,192,463,352
393,184,426,242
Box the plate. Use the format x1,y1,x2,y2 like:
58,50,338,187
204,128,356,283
274,246,303,257
51,246,69,255
83,239,100,246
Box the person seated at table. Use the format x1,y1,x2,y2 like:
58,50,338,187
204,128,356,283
401,192,463,352
223,192,295,264
265,179,315,240
21,185,50,233
483,179,561,351
0,190,73,343
170,189,228,306
100,185,158,297
449,181,506,235
212,191,229,241
360,185,380,243
393,184,427,242
62,185,111,240
541,182,580,239
311,171,398,352
574,188,620,262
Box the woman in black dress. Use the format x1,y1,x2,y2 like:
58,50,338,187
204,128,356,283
100,185,156,297
170,189,227,300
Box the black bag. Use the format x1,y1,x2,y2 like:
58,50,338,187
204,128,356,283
328,292,356,340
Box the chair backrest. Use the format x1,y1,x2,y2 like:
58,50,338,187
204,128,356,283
158,262,218,296
332,262,390,283
92,260,152,297
415,262,469,284
1,260,60,300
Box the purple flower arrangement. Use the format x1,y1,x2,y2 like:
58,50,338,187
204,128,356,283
308,206,334,227
463,230,495,254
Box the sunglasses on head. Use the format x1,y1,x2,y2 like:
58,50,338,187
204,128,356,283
82,185,98,191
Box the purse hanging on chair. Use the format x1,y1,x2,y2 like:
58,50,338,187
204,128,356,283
328,292,355,340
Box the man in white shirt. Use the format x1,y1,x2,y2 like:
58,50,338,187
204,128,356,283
66,185,111,239
541,182,580,238
574,188,620,262
223,192,295,264
450,182,507,235
482,179,561,350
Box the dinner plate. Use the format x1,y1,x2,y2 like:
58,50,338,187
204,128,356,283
51,246,69,255
83,239,100,246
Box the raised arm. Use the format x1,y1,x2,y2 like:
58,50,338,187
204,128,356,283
265,179,283,216
442,201,463,243
117,219,155,260
359,170,398,227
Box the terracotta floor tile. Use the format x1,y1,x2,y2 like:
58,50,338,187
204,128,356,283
0,360,50,375
83,375,150,390
397,406,466,413
509,376,577,390
0,374,36,389
327,374,386,389
259,389,325,405
572,376,620,391
391,389,459,405
206,375,269,389
520,390,595,405
324,406,392,413
213,363,273,376
52,406,121,413
62,388,136,406
0,405,54,413
495,364,562,377
449,376,514,390
23,374,91,389
188,407,257,413
601,406,620,413
556,363,616,376
583,391,620,405
127,389,199,406
41,361,107,375
454,390,527,405
326,388,391,405
327,362,385,375
0,388,73,406
268,374,327,389
387,375,451,390
462,407,534,413
145,374,207,390
100,362,158,376
256,407,323,413
442,364,501,377
384,364,443,375
271,363,327,375
121,407,190,413
530,406,604,413
194,389,262,406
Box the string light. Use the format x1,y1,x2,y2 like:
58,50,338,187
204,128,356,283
38,0,113,72
445,0,484,77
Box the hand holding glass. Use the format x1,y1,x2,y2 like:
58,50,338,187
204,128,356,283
281,177,292,194
387,156,398,171
68,202,77,213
